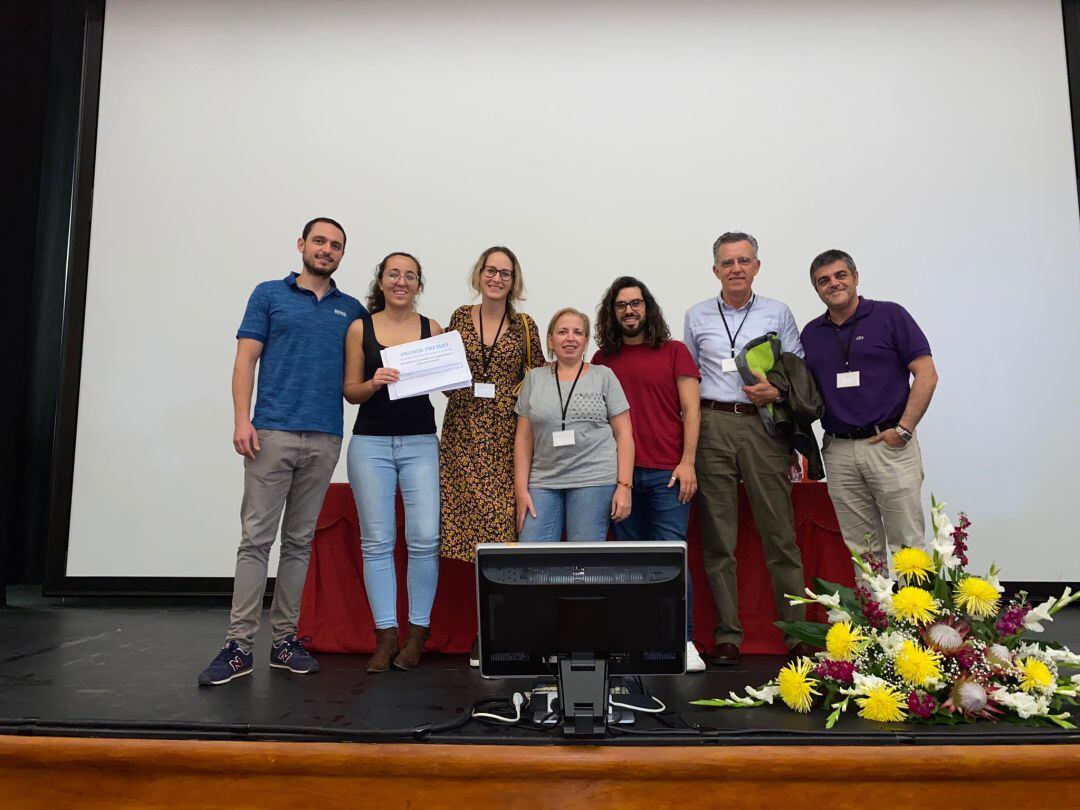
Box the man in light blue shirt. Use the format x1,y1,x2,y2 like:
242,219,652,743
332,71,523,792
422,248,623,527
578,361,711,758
683,231,809,666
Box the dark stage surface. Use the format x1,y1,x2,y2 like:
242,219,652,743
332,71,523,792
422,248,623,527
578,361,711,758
2,587,1078,746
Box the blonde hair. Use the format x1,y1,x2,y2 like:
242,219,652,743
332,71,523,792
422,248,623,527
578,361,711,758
546,307,591,360
469,246,525,312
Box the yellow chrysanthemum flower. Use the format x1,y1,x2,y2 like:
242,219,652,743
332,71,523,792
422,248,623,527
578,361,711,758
891,586,939,625
856,684,907,723
777,657,820,713
953,577,1000,619
825,622,865,662
895,639,943,687
892,547,935,584
1018,657,1054,693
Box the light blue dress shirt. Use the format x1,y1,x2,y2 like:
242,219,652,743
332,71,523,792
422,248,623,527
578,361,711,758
683,293,804,403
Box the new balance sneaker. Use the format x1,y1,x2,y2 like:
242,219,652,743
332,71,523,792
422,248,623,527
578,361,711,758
198,640,253,687
270,634,320,674
686,640,706,673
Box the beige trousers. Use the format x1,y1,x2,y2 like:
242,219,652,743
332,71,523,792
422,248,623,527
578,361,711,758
227,429,341,649
821,432,926,563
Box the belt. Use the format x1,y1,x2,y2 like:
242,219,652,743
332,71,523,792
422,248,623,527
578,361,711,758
825,419,899,440
700,399,758,416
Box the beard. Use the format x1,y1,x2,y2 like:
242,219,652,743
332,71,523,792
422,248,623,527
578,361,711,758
303,256,337,278
619,318,645,338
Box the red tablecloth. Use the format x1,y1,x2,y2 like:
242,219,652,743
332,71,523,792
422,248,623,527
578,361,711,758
298,482,853,655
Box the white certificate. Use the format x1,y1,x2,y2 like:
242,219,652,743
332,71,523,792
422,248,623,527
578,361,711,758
381,330,473,400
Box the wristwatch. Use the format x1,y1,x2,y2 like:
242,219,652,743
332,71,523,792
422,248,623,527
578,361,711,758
894,424,913,442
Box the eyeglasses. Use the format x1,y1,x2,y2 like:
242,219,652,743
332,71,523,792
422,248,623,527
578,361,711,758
481,266,514,281
385,271,419,284
614,298,645,312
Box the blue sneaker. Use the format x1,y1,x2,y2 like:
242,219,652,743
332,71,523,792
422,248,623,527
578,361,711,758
198,640,253,686
270,634,320,674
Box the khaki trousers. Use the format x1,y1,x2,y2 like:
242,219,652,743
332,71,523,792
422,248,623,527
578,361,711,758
821,432,926,562
227,429,341,649
695,410,805,647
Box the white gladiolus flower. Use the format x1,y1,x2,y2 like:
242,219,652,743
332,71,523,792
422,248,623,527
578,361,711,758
986,572,1005,594
744,684,780,704
876,631,906,658
930,536,960,569
827,608,853,624
1024,601,1055,633
995,690,1050,719
846,672,888,696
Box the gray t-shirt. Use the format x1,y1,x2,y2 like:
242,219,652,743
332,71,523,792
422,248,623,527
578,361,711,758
514,363,630,489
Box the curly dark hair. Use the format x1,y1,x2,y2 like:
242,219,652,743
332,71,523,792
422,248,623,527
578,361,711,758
594,276,670,355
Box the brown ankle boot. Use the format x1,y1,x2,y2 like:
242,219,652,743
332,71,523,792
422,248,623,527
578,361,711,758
366,627,399,673
392,623,430,671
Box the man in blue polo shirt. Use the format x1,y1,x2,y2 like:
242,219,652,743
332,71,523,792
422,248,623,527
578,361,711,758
801,249,938,563
199,217,366,687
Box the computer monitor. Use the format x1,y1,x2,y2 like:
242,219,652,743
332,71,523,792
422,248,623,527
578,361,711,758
475,541,687,736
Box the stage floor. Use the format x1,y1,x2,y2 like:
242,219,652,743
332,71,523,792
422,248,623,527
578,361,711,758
2,587,1078,746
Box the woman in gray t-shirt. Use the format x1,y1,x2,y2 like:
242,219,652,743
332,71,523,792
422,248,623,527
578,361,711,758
513,307,634,541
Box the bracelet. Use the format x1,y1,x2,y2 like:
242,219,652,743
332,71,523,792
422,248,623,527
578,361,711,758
617,480,633,489
894,424,914,442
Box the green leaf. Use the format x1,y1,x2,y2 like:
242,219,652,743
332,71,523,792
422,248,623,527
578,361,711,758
775,620,829,647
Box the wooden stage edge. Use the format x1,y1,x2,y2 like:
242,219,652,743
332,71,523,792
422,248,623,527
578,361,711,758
2,736,1079,808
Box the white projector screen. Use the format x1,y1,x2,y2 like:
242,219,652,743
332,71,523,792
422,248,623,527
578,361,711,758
68,0,1080,581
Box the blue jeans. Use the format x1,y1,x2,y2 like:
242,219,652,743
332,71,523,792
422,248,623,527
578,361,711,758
610,467,694,637
347,434,440,629
517,485,616,542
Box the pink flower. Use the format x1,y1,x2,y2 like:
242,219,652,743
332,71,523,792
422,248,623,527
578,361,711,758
815,659,855,684
906,691,938,719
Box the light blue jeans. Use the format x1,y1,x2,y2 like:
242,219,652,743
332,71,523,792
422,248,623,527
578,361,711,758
347,434,440,629
517,485,616,542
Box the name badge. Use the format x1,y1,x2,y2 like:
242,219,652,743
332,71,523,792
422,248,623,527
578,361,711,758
473,383,496,398
721,357,738,373
836,371,861,388
552,430,576,447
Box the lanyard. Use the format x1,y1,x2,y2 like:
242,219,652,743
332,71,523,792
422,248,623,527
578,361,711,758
554,361,585,431
832,321,858,370
718,295,755,357
478,306,508,381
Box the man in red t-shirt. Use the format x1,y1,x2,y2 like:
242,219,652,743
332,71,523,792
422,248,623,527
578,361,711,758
591,277,705,672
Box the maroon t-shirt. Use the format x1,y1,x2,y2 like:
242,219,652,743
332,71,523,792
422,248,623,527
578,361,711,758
591,341,700,470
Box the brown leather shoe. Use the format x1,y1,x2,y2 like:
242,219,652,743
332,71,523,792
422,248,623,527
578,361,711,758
366,627,399,674
708,642,741,666
392,623,431,671
788,641,820,661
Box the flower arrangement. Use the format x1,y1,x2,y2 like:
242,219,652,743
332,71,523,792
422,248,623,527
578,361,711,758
693,498,1080,727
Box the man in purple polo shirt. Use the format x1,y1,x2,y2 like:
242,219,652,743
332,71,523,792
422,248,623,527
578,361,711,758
800,249,938,561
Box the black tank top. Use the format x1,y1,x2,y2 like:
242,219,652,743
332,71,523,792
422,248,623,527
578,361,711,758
352,314,437,436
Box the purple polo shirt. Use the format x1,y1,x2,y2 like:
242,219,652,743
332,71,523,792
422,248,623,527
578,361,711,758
800,297,931,434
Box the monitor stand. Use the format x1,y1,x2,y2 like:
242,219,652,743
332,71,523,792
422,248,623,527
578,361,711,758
527,654,642,737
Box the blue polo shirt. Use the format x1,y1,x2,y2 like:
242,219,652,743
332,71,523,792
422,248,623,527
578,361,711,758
800,297,931,434
237,273,366,436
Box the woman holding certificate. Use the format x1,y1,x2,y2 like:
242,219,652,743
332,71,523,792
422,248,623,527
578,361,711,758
514,307,635,542
440,246,546,566
344,252,443,674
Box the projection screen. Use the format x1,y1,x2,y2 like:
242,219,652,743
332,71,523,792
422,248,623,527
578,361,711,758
66,0,1080,582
